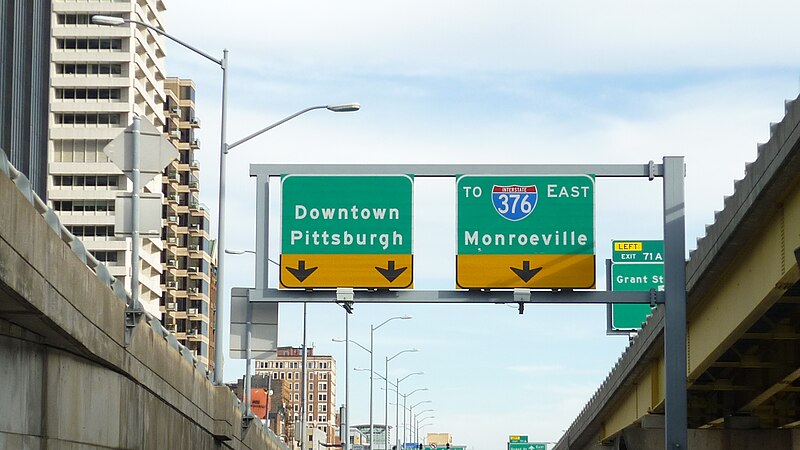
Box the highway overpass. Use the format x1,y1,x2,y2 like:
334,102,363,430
555,97,800,449
0,151,286,449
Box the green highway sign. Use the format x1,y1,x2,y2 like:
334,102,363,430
456,175,595,289
280,175,414,288
509,435,528,443
610,241,664,331
612,240,664,263
508,443,546,450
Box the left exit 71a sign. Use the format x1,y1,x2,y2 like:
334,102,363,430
280,175,413,288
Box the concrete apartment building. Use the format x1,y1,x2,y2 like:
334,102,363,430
255,346,338,445
48,0,168,317
160,77,215,366
47,0,217,369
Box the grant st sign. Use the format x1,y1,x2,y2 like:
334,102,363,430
609,240,664,331
280,175,413,288
456,175,595,289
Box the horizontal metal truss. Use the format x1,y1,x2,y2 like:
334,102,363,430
249,288,665,305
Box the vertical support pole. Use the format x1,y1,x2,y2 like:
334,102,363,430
369,326,375,450
124,116,143,347
403,394,407,446
255,173,270,292
213,49,229,385
395,379,400,450
244,300,253,419
344,311,350,450
301,303,308,450
663,156,688,449
385,357,390,450
130,116,140,312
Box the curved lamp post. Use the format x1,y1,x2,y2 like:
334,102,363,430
395,373,423,450
402,389,428,445
333,337,372,450
384,350,418,450
369,316,411,449
91,17,360,396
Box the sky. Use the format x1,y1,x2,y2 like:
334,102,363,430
163,1,800,449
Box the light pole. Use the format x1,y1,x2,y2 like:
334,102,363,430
401,389,427,445
356,367,397,450
91,14,229,384
409,402,432,444
416,419,434,444
384,350,418,450
395,373,423,450
369,316,412,450
333,337,372,450
414,411,434,444
91,15,360,387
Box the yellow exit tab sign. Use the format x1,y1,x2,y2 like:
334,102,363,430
614,241,642,252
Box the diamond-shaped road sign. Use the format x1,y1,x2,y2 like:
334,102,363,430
104,118,178,183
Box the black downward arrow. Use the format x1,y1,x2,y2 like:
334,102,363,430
375,260,408,282
510,260,543,283
286,260,318,282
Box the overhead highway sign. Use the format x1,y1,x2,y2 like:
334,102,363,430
456,175,595,289
280,175,413,288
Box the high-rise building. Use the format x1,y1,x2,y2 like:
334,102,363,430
48,1,167,317
255,346,338,444
0,0,51,198
160,77,215,367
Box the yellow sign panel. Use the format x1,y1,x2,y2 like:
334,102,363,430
456,254,595,289
280,254,413,289
613,241,643,252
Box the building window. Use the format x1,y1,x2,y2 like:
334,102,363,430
90,251,118,263
291,362,299,369
319,382,327,391
319,362,328,369
280,372,285,379
55,63,123,76
287,372,292,380
52,175,120,189
294,394,299,401
56,14,92,25
56,88,122,100
53,140,112,163
309,372,315,380
309,404,313,412
318,415,326,422
294,383,299,390
308,393,313,401
294,405,299,412
55,113,121,126
318,393,327,402
320,404,327,412
272,373,278,379
56,38,122,51
53,200,115,214
66,225,114,237
320,373,328,380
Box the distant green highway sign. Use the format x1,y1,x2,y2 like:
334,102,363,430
612,240,664,263
508,443,546,450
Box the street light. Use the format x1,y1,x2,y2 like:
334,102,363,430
394,373,422,450
384,350,417,450
401,388,427,445
91,15,360,392
369,316,412,450
333,337,372,450
413,410,434,444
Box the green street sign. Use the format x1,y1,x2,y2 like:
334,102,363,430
610,259,664,330
508,443,546,450
509,435,528,443
456,175,596,289
280,175,414,288
612,240,664,263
